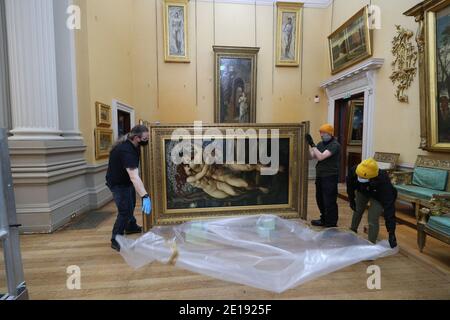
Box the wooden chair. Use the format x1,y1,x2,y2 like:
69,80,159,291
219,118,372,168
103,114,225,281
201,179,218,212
373,152,400,174
417,194,450,252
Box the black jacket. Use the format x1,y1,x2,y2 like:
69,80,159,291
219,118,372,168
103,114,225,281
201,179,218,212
346,166,397,233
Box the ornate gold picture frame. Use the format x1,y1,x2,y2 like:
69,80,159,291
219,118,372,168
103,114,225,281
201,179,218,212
95,128,113,160
276,2,303,67
139,120,153,231
213,46,259,123
328,6,372,75
425,0,450,151
406,0,450,152
142,123,310,229
95,102,112,128
163,0,190,63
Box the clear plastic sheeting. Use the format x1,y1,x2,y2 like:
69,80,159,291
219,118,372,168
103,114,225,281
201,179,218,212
116,215,398,293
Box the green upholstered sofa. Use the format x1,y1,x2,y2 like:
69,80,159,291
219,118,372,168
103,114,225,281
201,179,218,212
391,156,450,219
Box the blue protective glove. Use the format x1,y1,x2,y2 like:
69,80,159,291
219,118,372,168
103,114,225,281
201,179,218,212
142,195,152,215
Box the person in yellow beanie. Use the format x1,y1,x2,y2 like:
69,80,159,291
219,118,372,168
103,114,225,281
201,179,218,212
306,124,341,228
346,158,398,248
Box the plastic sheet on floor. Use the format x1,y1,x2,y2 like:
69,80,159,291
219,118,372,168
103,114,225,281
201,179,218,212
116,215,398,293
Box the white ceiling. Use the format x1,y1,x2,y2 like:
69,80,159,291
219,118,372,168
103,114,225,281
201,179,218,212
197,0,333,9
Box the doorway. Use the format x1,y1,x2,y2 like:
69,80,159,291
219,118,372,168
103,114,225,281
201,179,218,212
112,100,135,140
334,93,364,183
117,110,131,138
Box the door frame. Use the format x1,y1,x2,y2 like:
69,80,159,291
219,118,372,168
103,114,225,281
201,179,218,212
112,99,135,140
321,58,384,161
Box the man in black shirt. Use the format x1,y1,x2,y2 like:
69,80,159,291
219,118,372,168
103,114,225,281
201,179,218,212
306,124,341,228
106,125,151,252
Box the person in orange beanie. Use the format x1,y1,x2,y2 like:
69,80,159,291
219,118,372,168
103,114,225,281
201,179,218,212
306,124,341,228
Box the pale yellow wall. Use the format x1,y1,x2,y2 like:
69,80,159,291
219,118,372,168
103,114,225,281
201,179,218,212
132,0,330,138
76,0,439,167
330,0,430,166
75,0,93,162
131,0,160,124
75,0,333,163
75,0,134,164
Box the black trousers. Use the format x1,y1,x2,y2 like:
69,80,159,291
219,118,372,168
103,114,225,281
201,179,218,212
110,185,138,241
315,175,339,226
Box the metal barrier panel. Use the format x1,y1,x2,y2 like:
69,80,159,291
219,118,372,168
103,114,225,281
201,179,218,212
0,242,7,298
0,128,28,299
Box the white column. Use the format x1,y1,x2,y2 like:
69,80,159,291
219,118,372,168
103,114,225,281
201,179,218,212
0,0,11,131
5,0,63,140
53,0,82,140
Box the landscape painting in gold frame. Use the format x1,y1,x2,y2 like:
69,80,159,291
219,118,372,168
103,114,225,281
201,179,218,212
276,2,303,67
96,102,112,127
163,0,190,63
328,6,372,75
143,123,310,229
95,128,113,160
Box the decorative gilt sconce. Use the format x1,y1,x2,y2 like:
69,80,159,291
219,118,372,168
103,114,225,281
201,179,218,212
389,25,418,103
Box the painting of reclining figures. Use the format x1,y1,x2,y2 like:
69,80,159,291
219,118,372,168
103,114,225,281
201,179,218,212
164,138,290,211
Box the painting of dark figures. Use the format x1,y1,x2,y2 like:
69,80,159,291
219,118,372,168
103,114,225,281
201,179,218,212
436,5,450,143
164,138,291,211
219,58,253,123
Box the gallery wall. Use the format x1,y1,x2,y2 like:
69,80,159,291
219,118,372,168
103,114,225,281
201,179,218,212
74,0,445,167
75,0,332,164
330,0,434,166
75,0,135,163
132,0,331,129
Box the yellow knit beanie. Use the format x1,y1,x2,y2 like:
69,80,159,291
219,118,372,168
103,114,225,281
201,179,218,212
319,124,334,136
356,158,379,179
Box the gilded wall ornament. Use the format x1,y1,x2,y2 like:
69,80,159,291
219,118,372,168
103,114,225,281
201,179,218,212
390,25,418,103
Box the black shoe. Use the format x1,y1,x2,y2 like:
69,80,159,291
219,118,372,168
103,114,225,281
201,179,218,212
124,225,142,235
111,239,121,252
311,220,337,228
389,233,397,248
311,219,325,227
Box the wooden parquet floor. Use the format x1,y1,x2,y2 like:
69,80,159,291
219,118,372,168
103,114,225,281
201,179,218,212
1,182,449,300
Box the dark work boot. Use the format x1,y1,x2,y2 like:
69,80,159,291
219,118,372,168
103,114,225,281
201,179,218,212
111,239,121,252
124,225,142,235
389,232,397,248
311,219,325,227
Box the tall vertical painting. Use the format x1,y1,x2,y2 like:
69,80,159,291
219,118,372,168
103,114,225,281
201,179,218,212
213,46,259,124
163,0,190,63
435,4,450,145
276,2,303,67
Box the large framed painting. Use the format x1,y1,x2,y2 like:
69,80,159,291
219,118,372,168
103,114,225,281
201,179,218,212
328,6,372,75
347,100,364,146
95,128,113,160
276,2,303,67
406,0,450,152
213,46,259,124
163,0,189,63
425,0,450,151
142,123,310,228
